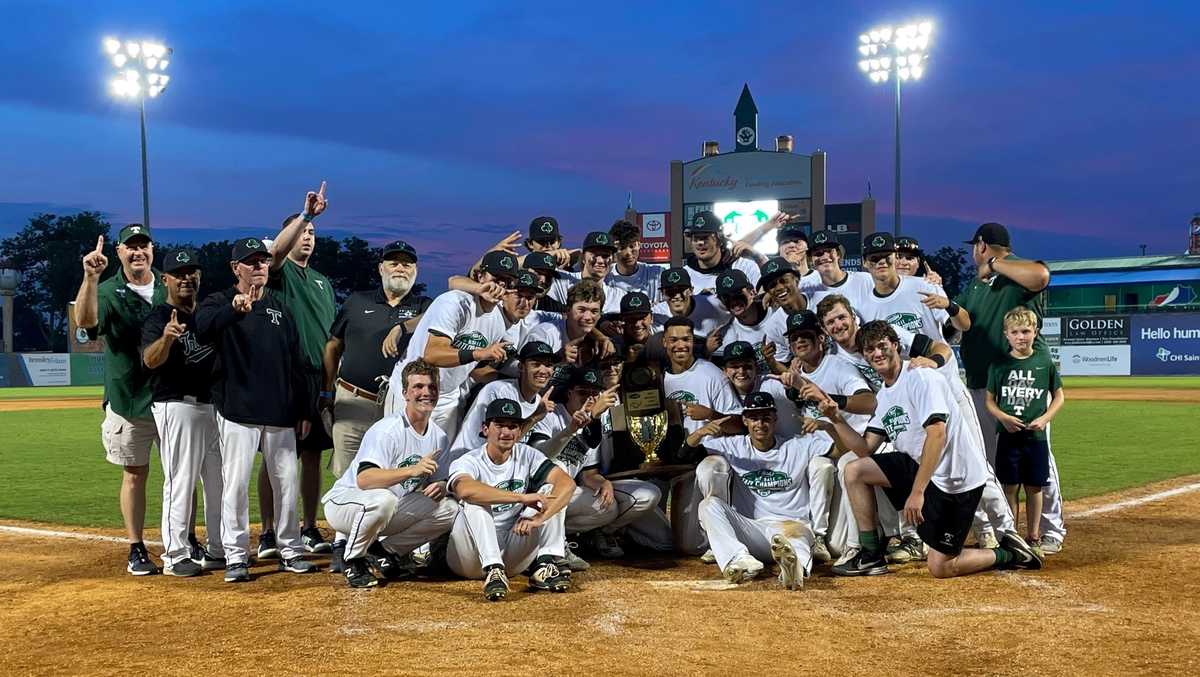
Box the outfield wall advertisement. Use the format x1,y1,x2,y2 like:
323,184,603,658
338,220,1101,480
1044,312,1200,376
1130,313,1200,375
0,353,104,387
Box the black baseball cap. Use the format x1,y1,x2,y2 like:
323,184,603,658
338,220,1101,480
567,366,604,391
382,240,418,262
529,216,561,242
757,256,795,289
785,310,821,337
523,251,558,273
518,340,555,362
863,232,896,256
715,270,752,297
161,248,200,275
660,267,692,289
742,391,777,413
118,224,152,244
582,231,616,253
515,269,543,293
777,224,809,245
479,251,519,278
810,230,840,252
896,236,922,255
231,237,270,262
965,222,1011,248
724,340,757,364
484,398,525,423
620,291,652,316
685,211,722,235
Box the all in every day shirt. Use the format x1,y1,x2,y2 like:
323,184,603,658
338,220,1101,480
269,258,337,373
140,304,216,403
89,269,168,419
327,412,449,498
330,288,432,394
954,256,1048,389
986,351,1062,440
448,443,557,532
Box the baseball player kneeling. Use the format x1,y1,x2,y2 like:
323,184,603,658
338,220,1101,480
321,359,460,589
445,398,576,601
685,391,828,590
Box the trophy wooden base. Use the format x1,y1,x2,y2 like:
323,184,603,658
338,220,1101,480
606,464,694,480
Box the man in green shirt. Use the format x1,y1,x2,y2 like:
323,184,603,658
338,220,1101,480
73,224,167,576
954,222,1066,554
256,182,335,558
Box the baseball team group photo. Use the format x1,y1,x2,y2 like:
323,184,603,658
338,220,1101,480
3,3,1199,676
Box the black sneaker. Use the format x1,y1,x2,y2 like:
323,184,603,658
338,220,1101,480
483,564,509,601
344,558,379,589
329,540,346,574
302,526,332,553
188,534,206,565
528,556,570,592
224,563,251,583
257,531,279,560
127,543,159,576
201,553,227,571
368,540,415,581
165,559,202,577
278,556,318,574
1000,532,1043,570
831,549,890,577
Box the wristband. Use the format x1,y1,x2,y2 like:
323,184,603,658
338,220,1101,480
458,349,475,366
319,390,334,399
946,301,961,316
830,394,848,409
301,212,315,223
929,353,946,368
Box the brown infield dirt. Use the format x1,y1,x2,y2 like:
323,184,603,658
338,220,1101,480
3,477,1199,676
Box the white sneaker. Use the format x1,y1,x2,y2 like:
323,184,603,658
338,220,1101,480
770,535,804,591
1040,534,1063,555
700,549,717,564
722,553,764,584
811,536,832,565
834,545,860,567
979,530,1000,550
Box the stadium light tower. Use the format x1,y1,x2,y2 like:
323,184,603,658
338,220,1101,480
858,21,932,236
103,36,172,229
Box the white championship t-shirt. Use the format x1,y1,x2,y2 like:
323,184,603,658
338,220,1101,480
703,434,824,522
391,290,509,401
867,363,988,495
327,413,449,498
685,257,762,294
664,358,744,434
547,271,626,314
797,353,875,434
608,262,665,300
800,270,874,314
531,405,601,478
449,379,544,461
448,442,556,532
854,275,957,368
715,305,793,368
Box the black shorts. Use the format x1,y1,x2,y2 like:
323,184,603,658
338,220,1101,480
872,453,985,557
996,431,1050,486
298,370,332,454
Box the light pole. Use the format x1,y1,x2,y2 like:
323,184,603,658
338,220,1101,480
858,21,932,236
103,37,172,229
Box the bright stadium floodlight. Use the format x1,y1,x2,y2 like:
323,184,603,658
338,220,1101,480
858,20,933,236
103,36,173,229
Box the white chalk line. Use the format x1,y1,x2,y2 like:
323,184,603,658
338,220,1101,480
0,525,161,547
1072,482,1200,518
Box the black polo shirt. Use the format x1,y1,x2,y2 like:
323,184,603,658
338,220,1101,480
331,288,432,394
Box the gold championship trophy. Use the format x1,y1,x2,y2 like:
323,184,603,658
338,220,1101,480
608,362,691,479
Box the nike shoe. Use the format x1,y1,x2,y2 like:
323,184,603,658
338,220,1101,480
164,559,202,577
834,545,861,567
886,534,927,564
722,553,764,584
483,564,510,601
344,558,379,589
279,556,318,574
831,549,889,577
528,556,570,592
224,563,251,583
257,531,279,560
1000,532,1043,570
302,527,332,554
811,536,832,565
127,543,159,576
770,535,804,591
588,530,625,559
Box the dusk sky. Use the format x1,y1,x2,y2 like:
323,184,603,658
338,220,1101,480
2,1,1197,292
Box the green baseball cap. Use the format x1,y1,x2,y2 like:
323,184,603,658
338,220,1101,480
118,224,152,244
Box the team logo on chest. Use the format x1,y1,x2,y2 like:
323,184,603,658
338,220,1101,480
397,455,423,491
887,312,922,332
881,405,911,439
315,280,325,290
742,469,791,496
266,308,282,325
492,479,526,514
179,331,214,364
667,390,698,404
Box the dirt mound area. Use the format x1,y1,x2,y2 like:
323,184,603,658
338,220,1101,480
3,477,1199,676
0,398,102,412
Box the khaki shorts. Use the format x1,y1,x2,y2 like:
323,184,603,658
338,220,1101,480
101,404,158,467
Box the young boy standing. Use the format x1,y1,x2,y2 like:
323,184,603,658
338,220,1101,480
985,307,1066,552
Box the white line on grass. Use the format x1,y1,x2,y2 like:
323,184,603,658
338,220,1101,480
0,524,161,547
1072,482,1200,519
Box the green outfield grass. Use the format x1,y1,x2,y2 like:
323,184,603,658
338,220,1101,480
0,385,104,400
2,399,1199,530
1061,376,1200,390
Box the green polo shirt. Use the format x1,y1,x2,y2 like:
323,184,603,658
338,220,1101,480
954,255,1048,389
269,258,336,372
88,269,167,419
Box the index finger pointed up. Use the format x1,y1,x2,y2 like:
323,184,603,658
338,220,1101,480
95,235,105,253
317,180,327,198
170,308,178,323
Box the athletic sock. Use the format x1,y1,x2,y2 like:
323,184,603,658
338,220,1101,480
860,531,882,555
992,548,1012,568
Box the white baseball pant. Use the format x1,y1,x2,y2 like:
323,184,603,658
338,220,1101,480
698,494,814,574
322,487,458,561
971,388,1066,543
446,487,567,578
807,455,836,540
671,454,733,555
215,413,302,565
610,479,673,551
565,485,619,533
151,400,224,566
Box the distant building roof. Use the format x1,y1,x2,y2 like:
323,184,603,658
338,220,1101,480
1046,254,1199,274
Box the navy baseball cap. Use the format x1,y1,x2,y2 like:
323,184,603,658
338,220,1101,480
810,231,839,252
965,222,1011,248
786,310,821,337
480,251,519,278
567,366,604,391
896,236,922,255
685,211,722,235
715,270,752,297
484,398,525,423
777,224,809,245
231,237,270,262
523,251,558,273
515,269,543,293
724,341,757,364
161,248,200,275
518,340,555,362
582,231,616,253
660,267,692,289
382,240,418,262
757,257,795,289
529,216,561,242
863,232,896,257
118,224,152,244
742,391,777,413
620,291,652,316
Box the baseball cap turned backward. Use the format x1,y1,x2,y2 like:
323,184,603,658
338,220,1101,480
620,291,652,316
786,310,821,337
118,224,152,244
523,251,558,273
757,256,793,289
479,250,519,278
724,340,756,363
660,266,692,289
484,398,525,423
742,390,777,413
582,231,616,252
162,247,200,275
685,211,722,235
529,216,561,241
716,269,752,297
381,239,418,262
965,222,1011,248
863,232,897,256
231,237,270,262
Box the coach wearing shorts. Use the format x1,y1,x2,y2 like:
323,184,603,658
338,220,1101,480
74,224,166,576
